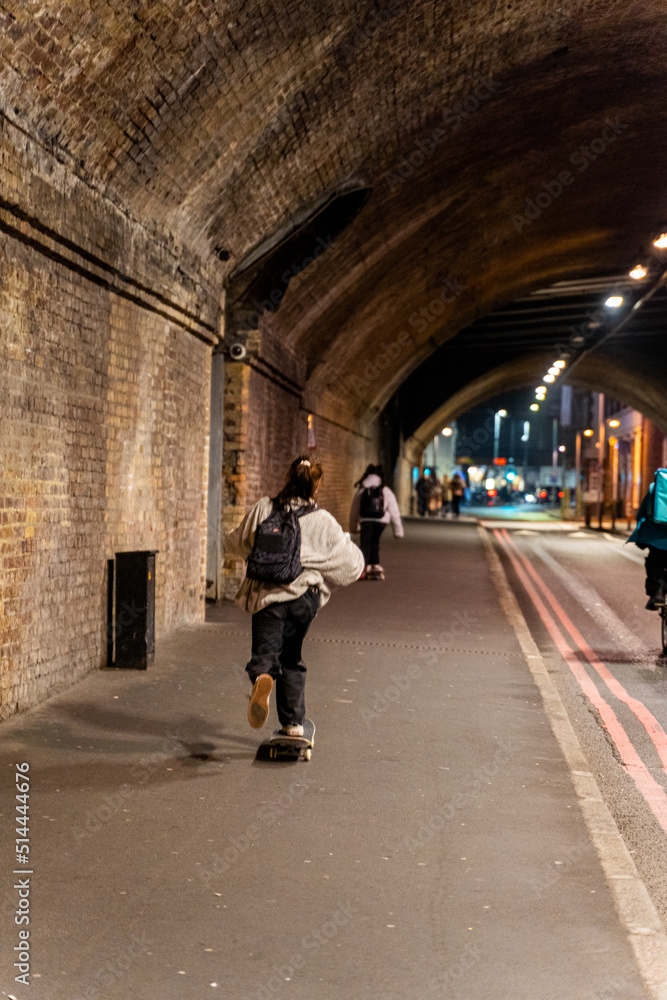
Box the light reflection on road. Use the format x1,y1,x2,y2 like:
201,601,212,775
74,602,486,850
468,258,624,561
460,502,561,521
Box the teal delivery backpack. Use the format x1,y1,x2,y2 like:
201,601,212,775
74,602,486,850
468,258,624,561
650,469,667,524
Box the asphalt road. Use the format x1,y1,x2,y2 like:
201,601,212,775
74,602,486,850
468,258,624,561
1,516,665,999
491,522,667,915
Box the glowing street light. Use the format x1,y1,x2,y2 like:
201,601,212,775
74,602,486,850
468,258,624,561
608,418,620,428
605,295,624,308
543,374,555,383
558,445,566,453
493,410,507,460
530,403,539,411
583,429,594,437
536,386,546,394
629,264,647,280
548,366,560,376
554,360,566,369
653,233,667,249
442,426,453,436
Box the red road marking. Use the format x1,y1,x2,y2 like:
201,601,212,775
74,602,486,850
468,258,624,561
493,529,667,834
499,528,667,771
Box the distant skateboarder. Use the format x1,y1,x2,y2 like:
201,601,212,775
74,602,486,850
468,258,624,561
349,464,403,580
226,455,363,736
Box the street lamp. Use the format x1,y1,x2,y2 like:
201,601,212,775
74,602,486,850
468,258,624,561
493,410,507,461
522,420,530,467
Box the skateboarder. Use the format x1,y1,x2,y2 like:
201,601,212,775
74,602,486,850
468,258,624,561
226,455,364,736
349,464,403,579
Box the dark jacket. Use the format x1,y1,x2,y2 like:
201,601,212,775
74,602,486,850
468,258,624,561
628,484,667,551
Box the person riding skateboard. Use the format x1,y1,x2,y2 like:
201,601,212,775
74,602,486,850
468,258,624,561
349,464,403,580
226,455,363,736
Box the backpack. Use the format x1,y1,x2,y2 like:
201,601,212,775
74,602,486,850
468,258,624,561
245,500,317,585
359,485,385,519
649,469,667,524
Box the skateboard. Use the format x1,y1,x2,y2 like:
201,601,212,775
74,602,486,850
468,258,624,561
266,718,315,761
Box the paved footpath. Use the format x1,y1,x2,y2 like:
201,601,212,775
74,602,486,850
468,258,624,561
0,521,661,999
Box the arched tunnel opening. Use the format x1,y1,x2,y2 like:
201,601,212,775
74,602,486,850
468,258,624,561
379,270,667,515
4,3,667,995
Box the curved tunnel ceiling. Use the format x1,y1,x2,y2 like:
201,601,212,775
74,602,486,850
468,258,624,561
3,0,667,426
399,272,667,454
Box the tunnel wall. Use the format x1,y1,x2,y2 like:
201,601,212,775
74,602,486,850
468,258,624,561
0,117,219,718
220,334,376,598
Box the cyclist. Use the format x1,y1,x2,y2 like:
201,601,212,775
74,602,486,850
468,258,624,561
628,478,667,609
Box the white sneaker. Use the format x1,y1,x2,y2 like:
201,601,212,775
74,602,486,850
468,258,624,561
281,724,304,737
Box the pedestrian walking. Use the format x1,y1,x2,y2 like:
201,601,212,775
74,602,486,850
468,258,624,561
349,463,404,580
628,469,667,609
427,472,443,516
450,473,465,518
226,455,364,735
415,471,431,517
440,474,451,517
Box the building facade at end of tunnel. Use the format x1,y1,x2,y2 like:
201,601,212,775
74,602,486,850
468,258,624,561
417,390,667,524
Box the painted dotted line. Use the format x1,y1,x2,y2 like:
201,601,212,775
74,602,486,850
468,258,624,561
203,625,521,657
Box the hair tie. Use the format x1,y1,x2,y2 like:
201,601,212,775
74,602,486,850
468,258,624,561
299,460,311,467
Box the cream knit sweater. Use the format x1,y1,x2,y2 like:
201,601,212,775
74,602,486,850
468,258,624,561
226,496,364,614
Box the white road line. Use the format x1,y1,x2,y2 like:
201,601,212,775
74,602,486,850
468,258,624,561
480,525,667,1000
527,538,652,665
478,519,576,531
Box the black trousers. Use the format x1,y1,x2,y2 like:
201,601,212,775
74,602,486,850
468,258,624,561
360,521,386,565
451,495,461,517
246,589,319,726
645,546,667,597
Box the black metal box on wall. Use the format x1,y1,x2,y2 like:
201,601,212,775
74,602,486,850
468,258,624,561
113,551,158,670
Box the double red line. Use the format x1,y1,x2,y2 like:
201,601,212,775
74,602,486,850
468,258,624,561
494,527,667,832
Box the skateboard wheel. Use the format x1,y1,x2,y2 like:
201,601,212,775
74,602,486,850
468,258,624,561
304,748,312,761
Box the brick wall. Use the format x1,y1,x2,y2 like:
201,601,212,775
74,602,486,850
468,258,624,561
0,116,218,718
221,324,376,599
304,410,375,528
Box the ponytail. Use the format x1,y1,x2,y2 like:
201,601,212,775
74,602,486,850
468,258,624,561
275,454,323,506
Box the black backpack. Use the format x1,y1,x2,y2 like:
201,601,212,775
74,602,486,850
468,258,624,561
648,469,667,524
245,500,317,585
359,485,385,519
